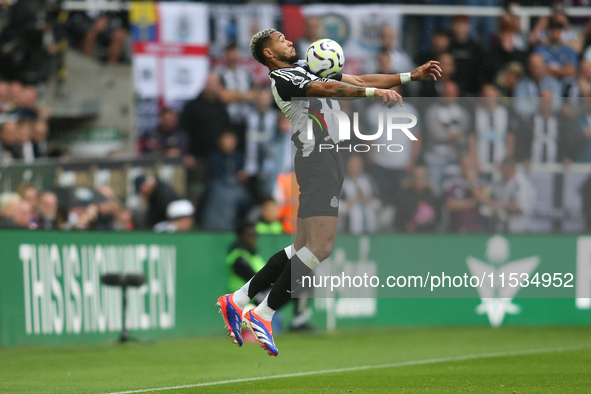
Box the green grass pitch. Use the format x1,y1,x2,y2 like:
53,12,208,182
1,326,590,393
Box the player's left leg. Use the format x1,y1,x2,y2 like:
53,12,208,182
245,216,337,356
217,223,308,347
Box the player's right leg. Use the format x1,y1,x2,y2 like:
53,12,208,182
246,216,337,356
217,241,298,346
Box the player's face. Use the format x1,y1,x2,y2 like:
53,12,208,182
270,32,299,64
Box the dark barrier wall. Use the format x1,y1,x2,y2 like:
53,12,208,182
1,231,590,348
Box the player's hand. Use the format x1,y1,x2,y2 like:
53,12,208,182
375,88,403,108
411,61,442,82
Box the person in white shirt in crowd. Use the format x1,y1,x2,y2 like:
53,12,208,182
244,88,279,197
340,155,380,235
32,119,49,158
216,43,256,146
423,81,470,194
0,121,20,162
518,91,568,166
154,200,195,233
365,85,421,207
267,113,294,196
17,119,35,163
469,84,517,169
379,26,415,75
514,53,562,118
489,158,536,233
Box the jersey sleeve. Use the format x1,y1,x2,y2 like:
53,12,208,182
270,70,311,101
331,73,343,81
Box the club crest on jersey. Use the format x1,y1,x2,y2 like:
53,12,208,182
293,75,305,84
330,196,339,208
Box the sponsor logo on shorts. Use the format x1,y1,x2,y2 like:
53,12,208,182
330,196,339,208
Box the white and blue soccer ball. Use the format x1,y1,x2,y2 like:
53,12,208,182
306,39,345,78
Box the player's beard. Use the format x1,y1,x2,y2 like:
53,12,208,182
279,52,300,65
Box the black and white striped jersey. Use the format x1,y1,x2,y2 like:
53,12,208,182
269,60,343,157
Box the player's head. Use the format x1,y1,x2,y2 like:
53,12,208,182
250,28,299,68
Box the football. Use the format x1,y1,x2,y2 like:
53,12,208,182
306,38,345,78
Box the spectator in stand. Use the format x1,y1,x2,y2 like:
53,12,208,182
244,88,278,200
17,183,39,227
255,198,284,235
12,86,40,120
564,59,591,102
13,200,34,229
135,175,180,229
443,155,489,233
17,119,34,162
94,185,117,231
395,166,439,233
0,192,21,228
154,199,195,233
486,20,527,85
266,113,293,195
340,155,380,235
0,121,20,161
534,21,578,81
469,84,517,168
448,15,483,96
497,3,527,51
181,72,231,162
496,61,525,99
419,52,456,97
295,16,323,58
216,43,255,147
367,85,421,206
573,98,591,163
518,91,572,165
582,175,591,232
9,81,23,106
140,108,189,158
514,53,562,117
37,191,58,230
488,158,536,234
32,119,48,158
379,25,414,75
530,4,583,55
416,28,451,67
0,81,13,113
273,171,298,235
199,130,250,231
423,81,470,193
67,4,128,64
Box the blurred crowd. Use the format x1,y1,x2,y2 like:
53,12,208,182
0,82,51,163
3,1,591,235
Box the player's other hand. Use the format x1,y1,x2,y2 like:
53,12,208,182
375,88,403,108
411,61,442,82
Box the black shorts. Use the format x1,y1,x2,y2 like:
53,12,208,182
294,146,345,219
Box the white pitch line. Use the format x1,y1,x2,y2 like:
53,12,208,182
105,344,591,394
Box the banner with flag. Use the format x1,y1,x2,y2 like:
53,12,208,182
130,2,209,104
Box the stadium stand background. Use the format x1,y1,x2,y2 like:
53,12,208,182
0,0,591,234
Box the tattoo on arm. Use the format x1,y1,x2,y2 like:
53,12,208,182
336,83,364,97
305,80,365,97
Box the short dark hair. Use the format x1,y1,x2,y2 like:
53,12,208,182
548,20,563,30
433,28,450,39
250,28,277,65
225,42,238,52
236,220,255,236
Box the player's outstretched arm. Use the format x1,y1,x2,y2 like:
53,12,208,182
304,80,403,108
340,60,442,89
